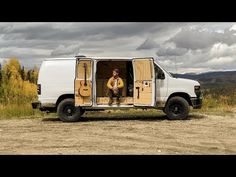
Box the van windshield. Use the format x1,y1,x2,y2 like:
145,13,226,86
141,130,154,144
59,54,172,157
154,59,173,78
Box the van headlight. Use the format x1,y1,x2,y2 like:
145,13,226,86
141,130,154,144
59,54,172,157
194,85,201,97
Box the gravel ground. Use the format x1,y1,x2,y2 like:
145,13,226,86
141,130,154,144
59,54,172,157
0,112,235,154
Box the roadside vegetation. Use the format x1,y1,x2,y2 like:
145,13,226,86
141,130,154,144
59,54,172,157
0,58,235,119
193,85,236,116
0,58,45,119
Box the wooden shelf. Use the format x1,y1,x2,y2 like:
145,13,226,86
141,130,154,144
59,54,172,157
96,97,133,105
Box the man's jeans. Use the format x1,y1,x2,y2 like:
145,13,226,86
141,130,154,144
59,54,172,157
107,88,122,100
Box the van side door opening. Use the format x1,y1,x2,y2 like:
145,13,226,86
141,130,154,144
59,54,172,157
95,60,134,105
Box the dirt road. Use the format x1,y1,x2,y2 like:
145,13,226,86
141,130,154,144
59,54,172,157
0,111,235,154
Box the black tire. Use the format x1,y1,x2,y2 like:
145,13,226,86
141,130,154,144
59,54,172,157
164,96,189,120
57,98,84,122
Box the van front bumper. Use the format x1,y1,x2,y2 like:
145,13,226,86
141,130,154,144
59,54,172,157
32,101,56,112
32,101,47,111
190,97,202,109
32,101,41,109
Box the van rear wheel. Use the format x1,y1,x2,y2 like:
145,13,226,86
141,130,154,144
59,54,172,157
57,98,84,122
165,96,189,120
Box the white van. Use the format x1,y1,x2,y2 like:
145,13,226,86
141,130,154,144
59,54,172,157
32,56,202,122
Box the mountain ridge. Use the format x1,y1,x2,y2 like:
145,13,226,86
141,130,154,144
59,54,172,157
172,70,236,87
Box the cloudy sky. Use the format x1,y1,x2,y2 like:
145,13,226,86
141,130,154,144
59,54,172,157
0,22,236,73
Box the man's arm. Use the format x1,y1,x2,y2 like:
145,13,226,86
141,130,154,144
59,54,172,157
117,78,124,89
107,77,113,89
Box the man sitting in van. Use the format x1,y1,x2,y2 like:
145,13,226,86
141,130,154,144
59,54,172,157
107,69,124,105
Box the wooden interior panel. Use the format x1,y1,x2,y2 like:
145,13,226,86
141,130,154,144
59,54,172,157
75,79,92,106
75,59,92,106
97,61,127,79
133,59,154,105
76,60,92,79
133,82,152,104
133,60,152,80
96,79,104,97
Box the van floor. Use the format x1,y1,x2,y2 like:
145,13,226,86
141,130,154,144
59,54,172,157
96,97,133,105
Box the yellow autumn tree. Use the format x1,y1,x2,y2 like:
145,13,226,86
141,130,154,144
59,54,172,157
0,58,38,105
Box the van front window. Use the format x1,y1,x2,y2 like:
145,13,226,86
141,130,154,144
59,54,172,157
154,62,173,78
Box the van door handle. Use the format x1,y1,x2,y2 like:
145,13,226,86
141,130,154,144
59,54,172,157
136,87,140,99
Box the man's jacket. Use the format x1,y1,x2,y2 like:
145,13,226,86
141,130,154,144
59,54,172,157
107,76,124,89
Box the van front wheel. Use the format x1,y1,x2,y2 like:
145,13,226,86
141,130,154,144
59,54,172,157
165,96,189,120
57,98,84,122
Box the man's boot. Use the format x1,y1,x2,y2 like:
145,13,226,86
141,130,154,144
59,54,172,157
108,98,113,105
116,97,120,105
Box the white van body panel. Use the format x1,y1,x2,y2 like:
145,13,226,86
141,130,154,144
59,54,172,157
154,61,169,105
167,77,199,97
154,59,199,107
155,78,168,104
38,58,76,106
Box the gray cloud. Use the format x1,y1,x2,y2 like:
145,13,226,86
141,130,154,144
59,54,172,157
51,44,80,56
156,47,188,56
0,23,161,41
168,26,236,50
0,22,236,73
136,38,159,50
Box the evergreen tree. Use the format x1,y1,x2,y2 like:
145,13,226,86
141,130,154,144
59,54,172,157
27,70,31,82
21,66,25,80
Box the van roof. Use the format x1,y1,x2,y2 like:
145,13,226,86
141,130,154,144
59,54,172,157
44,56,154,61
81,56,154,60
44,58,75,61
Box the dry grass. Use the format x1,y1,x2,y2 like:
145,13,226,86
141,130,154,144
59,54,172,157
0,91,235,119
193,93,236,116
0,103,47,119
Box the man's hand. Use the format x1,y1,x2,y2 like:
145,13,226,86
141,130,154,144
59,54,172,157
113,87,119,95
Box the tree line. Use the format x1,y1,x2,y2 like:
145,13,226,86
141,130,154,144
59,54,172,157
0,58,39,105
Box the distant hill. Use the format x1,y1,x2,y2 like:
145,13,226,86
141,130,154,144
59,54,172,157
172,71,236,88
